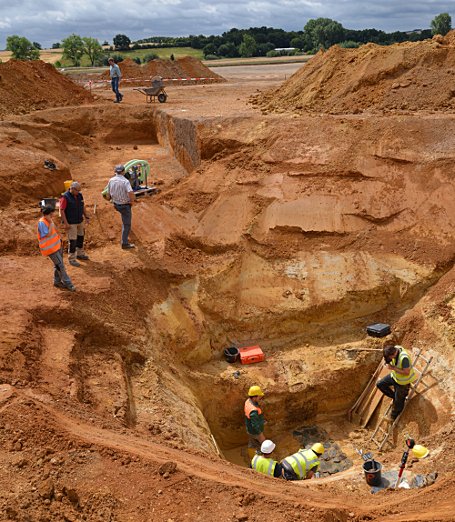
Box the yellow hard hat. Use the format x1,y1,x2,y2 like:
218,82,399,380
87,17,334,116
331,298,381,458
248,385,264,397
311,443,325,455
412,444,429,459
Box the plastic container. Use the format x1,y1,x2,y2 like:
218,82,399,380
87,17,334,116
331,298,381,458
239,345,265,365
363,460,382,487
366,323,391,338
224,346,239,363
64,180,73,191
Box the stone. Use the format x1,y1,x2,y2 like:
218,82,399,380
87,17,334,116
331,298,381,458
38,478,54,500
63,487,80,506
159,461,177,476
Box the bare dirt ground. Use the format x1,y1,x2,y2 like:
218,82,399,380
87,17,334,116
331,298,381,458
0,44,454,522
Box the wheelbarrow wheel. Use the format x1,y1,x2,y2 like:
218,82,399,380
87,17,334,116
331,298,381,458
158,93,167,103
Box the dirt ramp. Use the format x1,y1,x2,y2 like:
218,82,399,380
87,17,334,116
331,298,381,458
256,31,455,114
0,60,93,119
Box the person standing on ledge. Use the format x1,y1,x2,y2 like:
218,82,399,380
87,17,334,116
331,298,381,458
59,181,90,267
244,385,266,460
108,57,123,103
377,343,416,422
106,164,136,249
37,205,75,291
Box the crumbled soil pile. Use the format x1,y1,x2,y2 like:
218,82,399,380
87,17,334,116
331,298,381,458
0,60,93,119
255,31,455,114
102,56,223,84
146,56,224,81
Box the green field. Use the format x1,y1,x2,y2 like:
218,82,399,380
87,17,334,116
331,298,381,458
59,47,203,67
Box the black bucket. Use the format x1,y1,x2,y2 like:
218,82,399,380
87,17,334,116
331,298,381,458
363,460,382,487
224,346,239,363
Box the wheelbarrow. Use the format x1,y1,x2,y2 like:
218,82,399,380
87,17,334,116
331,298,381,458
134,76,168,103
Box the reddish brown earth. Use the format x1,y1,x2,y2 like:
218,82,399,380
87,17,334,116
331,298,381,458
0,48,454,522
0,60,93,119
254,30,455,115
100,56,224,85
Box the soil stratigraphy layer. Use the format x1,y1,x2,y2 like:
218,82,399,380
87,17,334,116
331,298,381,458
255,31,455,114
102,56,224,84
0,60,93,119
0,68,455,522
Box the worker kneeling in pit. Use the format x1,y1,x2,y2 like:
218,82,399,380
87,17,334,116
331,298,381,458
251,440,283,478
281,443,324,481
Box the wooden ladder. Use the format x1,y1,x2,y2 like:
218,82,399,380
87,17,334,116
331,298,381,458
369,349,433,450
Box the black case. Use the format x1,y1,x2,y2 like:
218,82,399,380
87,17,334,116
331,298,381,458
366,323,391,338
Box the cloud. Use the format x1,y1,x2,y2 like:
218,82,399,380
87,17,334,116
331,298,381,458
0,0,453,48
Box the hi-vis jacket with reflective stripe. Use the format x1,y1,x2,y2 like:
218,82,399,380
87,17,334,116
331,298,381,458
251,455,277,476
283,449,319,479
37,217,61,256
391,346,416,386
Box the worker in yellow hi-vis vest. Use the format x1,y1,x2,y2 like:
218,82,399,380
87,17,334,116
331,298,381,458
377,344,416,421
281,443,324,480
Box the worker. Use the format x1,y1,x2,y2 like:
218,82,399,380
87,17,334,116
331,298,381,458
106,164,136,249
281,443,324,481
59,181,90,267
37,205,75,292
376,343,416,421
244,385,266,459
251,440,282,478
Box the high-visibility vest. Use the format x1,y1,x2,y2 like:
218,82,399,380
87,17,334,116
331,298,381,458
244,398,262,419
283,449,319,480
251,455,277,476
37,217,61,256
244,398,264,435
391,346,416,386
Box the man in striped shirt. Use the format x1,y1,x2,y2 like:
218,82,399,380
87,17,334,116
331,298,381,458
106,164,136,249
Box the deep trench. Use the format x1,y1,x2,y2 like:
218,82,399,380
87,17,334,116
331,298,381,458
19,104,451,478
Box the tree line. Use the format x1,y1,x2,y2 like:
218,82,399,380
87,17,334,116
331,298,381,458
4,13,453,65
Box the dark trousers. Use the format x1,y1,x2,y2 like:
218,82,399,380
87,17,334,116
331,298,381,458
111,77,122,102
114,203,132,245
377,373,410,419
48,249,72,287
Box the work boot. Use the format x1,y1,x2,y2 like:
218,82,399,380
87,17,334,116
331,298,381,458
69,259,81,267
76,251,89,260
121,243,135,249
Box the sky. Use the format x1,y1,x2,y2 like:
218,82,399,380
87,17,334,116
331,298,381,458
0,0,453,49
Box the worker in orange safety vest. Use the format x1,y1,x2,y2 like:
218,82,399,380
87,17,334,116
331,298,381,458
245,385,266,460
37,204,76,292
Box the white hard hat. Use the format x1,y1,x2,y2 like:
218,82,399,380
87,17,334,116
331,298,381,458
261,440,276,454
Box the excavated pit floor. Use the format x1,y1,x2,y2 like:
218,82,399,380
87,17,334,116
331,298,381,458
1,68,454,522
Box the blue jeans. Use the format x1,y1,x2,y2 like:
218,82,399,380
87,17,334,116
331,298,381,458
49,249,72,287
111,77,122,102
114,203,132,245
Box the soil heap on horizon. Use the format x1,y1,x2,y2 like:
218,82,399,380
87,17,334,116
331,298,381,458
255,31,455,114
0,60,93,119
103,56,224,84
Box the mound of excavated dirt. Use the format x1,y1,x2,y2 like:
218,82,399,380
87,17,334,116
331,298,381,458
255,31,455,114
0,60,93,119
102,56,224,84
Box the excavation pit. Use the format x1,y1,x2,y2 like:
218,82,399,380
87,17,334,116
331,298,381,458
1,65,455,522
